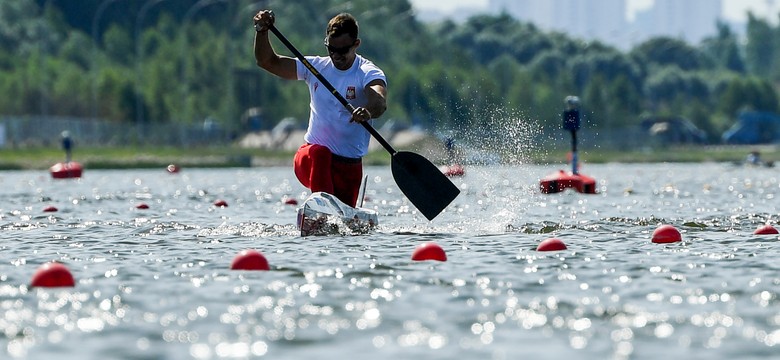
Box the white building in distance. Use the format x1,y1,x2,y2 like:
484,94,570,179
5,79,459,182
487,0,723,49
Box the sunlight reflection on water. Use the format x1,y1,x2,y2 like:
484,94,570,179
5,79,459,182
0,163,779,359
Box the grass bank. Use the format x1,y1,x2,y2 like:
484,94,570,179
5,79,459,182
0,144,774,171
536,145,777,164
0,147,291,170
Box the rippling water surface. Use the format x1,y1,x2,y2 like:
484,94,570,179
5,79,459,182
1,163,779,359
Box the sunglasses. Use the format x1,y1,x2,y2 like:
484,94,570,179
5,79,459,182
324,39,356,55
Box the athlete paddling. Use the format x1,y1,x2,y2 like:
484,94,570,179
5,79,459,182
253,10,387,207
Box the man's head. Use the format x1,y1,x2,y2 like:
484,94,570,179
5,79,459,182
325,13,360,70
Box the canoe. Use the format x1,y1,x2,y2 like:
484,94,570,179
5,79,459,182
49,161,83,179
296,192,378,236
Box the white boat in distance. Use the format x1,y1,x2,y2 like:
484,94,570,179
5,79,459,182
296,192,378,236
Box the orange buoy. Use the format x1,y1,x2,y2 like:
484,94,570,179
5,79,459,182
230,249,270,271
411,242,447,262
754,224,779,235
652,224,682,243
537,238,567,251
31,262,75,287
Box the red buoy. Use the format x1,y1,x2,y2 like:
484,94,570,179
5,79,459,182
49,162,83,179
31,262,75,287
213,199,228,207
540,170,597,194
754,224,779,235
652,224,682,243
135,203,149,209
537,238,567,251
411,242,447,262
230,249,270,271
43,206,58,212
283,197,298,205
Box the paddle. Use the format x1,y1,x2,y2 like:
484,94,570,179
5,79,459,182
357,175,367,208
268,25,459,221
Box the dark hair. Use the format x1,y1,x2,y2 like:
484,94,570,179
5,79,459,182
326,13,358,40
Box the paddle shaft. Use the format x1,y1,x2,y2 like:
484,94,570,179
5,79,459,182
267,25,397,155
357,175,368,208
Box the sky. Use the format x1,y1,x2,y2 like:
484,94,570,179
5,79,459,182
409,0,780,24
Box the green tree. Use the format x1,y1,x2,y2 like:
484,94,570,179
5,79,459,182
605,75,641,128
631,37,713,71
717,77,778,115
488,54,522,96
2,0,778,149
59,30,92,70
701,21,745,73
528,50,567,83
744,13,775,76
0,0,45,54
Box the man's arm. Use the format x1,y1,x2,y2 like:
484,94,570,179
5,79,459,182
351,79,387,123
253,10,297,80
364,79,387,119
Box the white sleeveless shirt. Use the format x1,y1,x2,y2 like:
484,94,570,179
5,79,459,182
295,55,386,158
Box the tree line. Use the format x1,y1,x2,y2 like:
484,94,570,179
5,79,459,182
1,0,779,145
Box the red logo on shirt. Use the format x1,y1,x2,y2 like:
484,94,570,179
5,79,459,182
346,86,356,100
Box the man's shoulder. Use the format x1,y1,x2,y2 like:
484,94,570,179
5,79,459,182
357,55,379,67
357,55,384,74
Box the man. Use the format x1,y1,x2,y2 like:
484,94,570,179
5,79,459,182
253,10,387,207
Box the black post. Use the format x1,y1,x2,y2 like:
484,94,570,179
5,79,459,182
562,96,581,174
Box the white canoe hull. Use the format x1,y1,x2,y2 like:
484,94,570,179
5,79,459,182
296,192,378,236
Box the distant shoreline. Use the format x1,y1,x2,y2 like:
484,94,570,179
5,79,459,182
0,145,773,171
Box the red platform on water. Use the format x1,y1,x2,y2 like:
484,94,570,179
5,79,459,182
540,170,596,194
50,162,83,179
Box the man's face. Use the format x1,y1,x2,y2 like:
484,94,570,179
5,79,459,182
325,34,358,70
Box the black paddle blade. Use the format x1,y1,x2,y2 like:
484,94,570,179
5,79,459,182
391,151,460,221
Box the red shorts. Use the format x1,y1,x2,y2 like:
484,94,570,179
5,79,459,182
293,143,363,207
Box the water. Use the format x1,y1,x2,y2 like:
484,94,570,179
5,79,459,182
1,163,779,359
